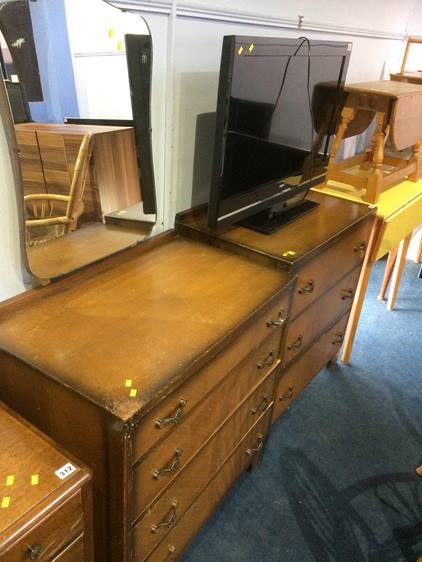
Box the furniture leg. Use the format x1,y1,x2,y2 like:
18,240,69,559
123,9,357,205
378,246,398,300
386,232,412,311
341,219,381,364
364,111,386,203
327,103,355,170
408,141,422,181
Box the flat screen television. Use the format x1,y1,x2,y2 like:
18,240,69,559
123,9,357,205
208,36,352,233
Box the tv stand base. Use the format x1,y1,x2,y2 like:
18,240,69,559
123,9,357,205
239,199,319,234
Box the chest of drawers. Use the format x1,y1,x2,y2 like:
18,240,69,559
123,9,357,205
176,190,376,422
0,234,292,561
0,402,93,561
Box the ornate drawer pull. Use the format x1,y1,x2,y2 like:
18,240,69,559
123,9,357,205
246,433,264,456
267,308,287,327
340,288,354,300
156,399,187,429
257,350,275,369
166,545,176,560
287,335,303,350
251,395,270,414
27,545,42,561
280,387,294,402
298,280,314,294
153,448,183,480
331,333,344,344
353,242,367,253
151,501,179,533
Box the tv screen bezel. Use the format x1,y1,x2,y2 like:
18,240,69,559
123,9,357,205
208,35,351,230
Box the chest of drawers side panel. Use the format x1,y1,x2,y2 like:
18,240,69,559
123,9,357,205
0,351,127,562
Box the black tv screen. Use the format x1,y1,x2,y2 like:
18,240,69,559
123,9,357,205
208,36,351,232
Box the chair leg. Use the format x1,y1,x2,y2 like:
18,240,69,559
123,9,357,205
386,233,412,311
378,247,398,300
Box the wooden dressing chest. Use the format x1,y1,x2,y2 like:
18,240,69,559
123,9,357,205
176,190,376,422
0,402,93,561
0,234,293,561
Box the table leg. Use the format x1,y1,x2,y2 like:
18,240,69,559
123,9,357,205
378,247,398,300
341,218,381,364
386,232,412,311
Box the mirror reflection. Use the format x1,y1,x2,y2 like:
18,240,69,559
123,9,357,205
0,0,156,280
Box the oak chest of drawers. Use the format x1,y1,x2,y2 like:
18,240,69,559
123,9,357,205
0,234,293,561
176,190,376,422
0,402,93,561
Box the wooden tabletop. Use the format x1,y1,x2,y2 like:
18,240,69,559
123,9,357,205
0,236,289,421
0,403,82,537
15,122,134,135
176,191,374,268
345,80,422,98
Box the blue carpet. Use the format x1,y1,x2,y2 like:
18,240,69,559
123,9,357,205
182,260,422,562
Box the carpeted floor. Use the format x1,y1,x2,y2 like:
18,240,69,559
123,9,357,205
181,259,422,562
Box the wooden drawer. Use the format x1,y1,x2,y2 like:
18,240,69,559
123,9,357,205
291,218,372,319
284,267,360,367
132,292,290,462
4,492,83,562
272,312,349,423
144,410,272,562
132,354,276,524
50,534,85,561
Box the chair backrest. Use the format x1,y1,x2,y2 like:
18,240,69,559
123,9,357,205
400,36,422,74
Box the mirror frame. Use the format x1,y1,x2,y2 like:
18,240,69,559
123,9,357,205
0,76,35,286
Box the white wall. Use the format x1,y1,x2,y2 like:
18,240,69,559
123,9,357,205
1,0,420,300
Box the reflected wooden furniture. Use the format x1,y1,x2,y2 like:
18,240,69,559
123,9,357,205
176,191,375,422
326,80,422,203
312,179,422,363
25,133,92,242
0,401,93,561
16,123,141,221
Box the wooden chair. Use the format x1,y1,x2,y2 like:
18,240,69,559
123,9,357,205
25,132,92,244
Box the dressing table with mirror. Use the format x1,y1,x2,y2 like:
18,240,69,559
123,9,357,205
0,3,375,561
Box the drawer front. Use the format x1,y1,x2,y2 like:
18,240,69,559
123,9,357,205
4,492,83,562
291,218,372,319
132,293,290,462
134,369,276,532
272,313,349,423
283,267,360,367
50,534,85,562
144,410,272,562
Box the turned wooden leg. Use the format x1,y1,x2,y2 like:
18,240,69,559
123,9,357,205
364,111,386,204
386,233,412,311
341,217,381,364
378,247,398,300
408,140,422,181
327,103,356,172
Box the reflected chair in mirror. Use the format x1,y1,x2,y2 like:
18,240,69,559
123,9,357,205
25,132,92,245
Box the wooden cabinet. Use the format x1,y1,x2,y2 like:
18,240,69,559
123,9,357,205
0,192,375,561
0,402,93,561
176,190,375,423
0,234,293,561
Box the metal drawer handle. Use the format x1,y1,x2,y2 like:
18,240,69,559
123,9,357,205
257,350,275,369
156,399,187,429
280,387,294,402
251,395,270,414
353,242,367,253
340,288,354,300
331,333,344,345
287,335,303,350
246,433,264,456
27,545,42,561
267,308,287,327
166,545,176,560
153,449,183,480
298,280,314,294
151,501,179,533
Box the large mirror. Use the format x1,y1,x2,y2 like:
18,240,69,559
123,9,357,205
0,0,156,281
